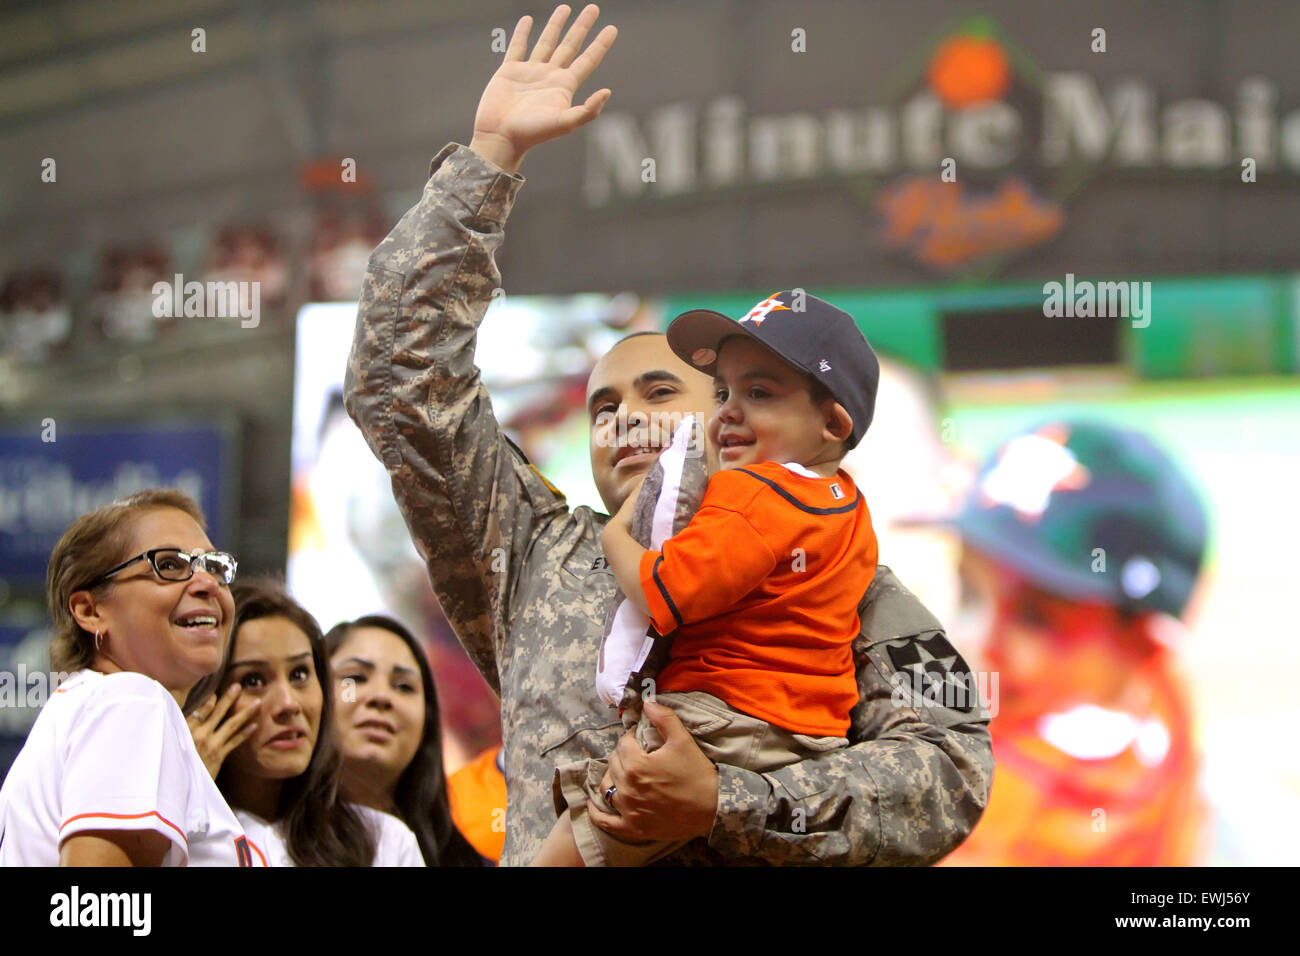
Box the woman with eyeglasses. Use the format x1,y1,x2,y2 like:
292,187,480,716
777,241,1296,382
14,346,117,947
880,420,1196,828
185,579,424,866
0,489,261,866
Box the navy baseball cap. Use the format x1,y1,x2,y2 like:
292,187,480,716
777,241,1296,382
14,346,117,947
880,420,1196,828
667,291,880,448
949,420,1208,618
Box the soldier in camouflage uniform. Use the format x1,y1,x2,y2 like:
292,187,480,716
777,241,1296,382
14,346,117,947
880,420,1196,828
344,4,993,865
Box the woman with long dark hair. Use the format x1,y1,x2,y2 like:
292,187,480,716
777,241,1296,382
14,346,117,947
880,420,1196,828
324,615,482,866
186,581,422,866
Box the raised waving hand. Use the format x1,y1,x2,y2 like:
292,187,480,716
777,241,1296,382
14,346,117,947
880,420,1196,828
469,4,618,173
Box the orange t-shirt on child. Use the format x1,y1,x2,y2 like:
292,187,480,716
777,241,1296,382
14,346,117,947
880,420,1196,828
637,460,878,737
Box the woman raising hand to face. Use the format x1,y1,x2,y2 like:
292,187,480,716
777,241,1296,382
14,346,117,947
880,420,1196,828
186,581,424,867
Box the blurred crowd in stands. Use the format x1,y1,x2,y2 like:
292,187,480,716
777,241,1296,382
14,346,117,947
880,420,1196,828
1,209,387,364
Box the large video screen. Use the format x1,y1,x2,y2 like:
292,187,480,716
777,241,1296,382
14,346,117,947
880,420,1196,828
292,290,1298,865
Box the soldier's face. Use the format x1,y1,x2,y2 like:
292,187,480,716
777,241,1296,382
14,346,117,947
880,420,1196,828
587,334,715,513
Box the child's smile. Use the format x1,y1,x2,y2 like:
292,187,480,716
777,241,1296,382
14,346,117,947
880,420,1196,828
707,337,844,472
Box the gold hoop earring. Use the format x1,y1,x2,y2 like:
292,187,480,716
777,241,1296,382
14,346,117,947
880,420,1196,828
94,630,104,652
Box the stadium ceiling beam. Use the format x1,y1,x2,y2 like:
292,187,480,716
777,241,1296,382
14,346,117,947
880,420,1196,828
0,53,264,134
0,1,453,134
0,0,482,79
0,0,253,76
237,0,324,160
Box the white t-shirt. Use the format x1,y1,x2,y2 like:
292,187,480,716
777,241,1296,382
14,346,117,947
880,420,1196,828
234,805,425,867
0,669,262,867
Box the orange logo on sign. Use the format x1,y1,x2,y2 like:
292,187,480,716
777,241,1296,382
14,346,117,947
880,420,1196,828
878,176,1064,272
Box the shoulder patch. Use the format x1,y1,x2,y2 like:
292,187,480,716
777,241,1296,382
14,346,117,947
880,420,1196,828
503,431,567,500
502,431,533,464
529,464,565,499
884,634,982,715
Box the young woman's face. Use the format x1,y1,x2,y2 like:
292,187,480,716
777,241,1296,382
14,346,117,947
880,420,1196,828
87,507,235,695
330,627,426,782
221,616,323,781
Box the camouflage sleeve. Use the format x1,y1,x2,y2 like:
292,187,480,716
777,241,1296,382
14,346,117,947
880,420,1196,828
706,566,994,865
343,143,569,691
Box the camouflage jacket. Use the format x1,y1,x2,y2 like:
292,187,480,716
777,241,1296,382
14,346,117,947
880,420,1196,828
345,143,993,866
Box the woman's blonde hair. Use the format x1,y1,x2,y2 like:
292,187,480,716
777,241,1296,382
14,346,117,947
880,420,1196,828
46,489,206,672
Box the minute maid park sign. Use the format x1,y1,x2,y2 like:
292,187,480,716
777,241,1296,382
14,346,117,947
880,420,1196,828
583,17,1294,274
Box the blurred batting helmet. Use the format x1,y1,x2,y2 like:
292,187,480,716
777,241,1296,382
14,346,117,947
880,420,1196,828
951,420,1208,618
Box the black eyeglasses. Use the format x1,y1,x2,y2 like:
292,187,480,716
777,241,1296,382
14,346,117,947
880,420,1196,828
83,548,238,590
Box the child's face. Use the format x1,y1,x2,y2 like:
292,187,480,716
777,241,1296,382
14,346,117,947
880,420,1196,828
708,337,835,470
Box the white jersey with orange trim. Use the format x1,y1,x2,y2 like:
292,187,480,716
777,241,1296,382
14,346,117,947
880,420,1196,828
234,805,425,867
0,669,262,867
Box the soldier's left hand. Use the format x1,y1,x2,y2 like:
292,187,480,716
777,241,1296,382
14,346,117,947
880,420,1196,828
588,700,719,842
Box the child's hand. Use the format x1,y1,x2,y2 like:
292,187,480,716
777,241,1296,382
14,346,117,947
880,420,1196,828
611,475,645,528
601,475,652,613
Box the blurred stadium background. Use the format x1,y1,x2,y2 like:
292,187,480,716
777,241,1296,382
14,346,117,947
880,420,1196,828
1,0,1297,864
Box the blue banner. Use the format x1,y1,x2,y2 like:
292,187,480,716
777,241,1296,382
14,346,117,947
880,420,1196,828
0,422,232,585
0,622,55,782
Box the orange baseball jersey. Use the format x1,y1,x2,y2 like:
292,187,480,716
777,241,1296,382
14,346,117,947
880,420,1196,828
447,745,507,863
638,461,877,737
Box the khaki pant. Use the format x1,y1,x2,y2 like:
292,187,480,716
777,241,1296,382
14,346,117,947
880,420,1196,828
552,690,847,866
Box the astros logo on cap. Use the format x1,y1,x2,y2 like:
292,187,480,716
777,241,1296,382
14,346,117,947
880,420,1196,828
738,295,791,327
